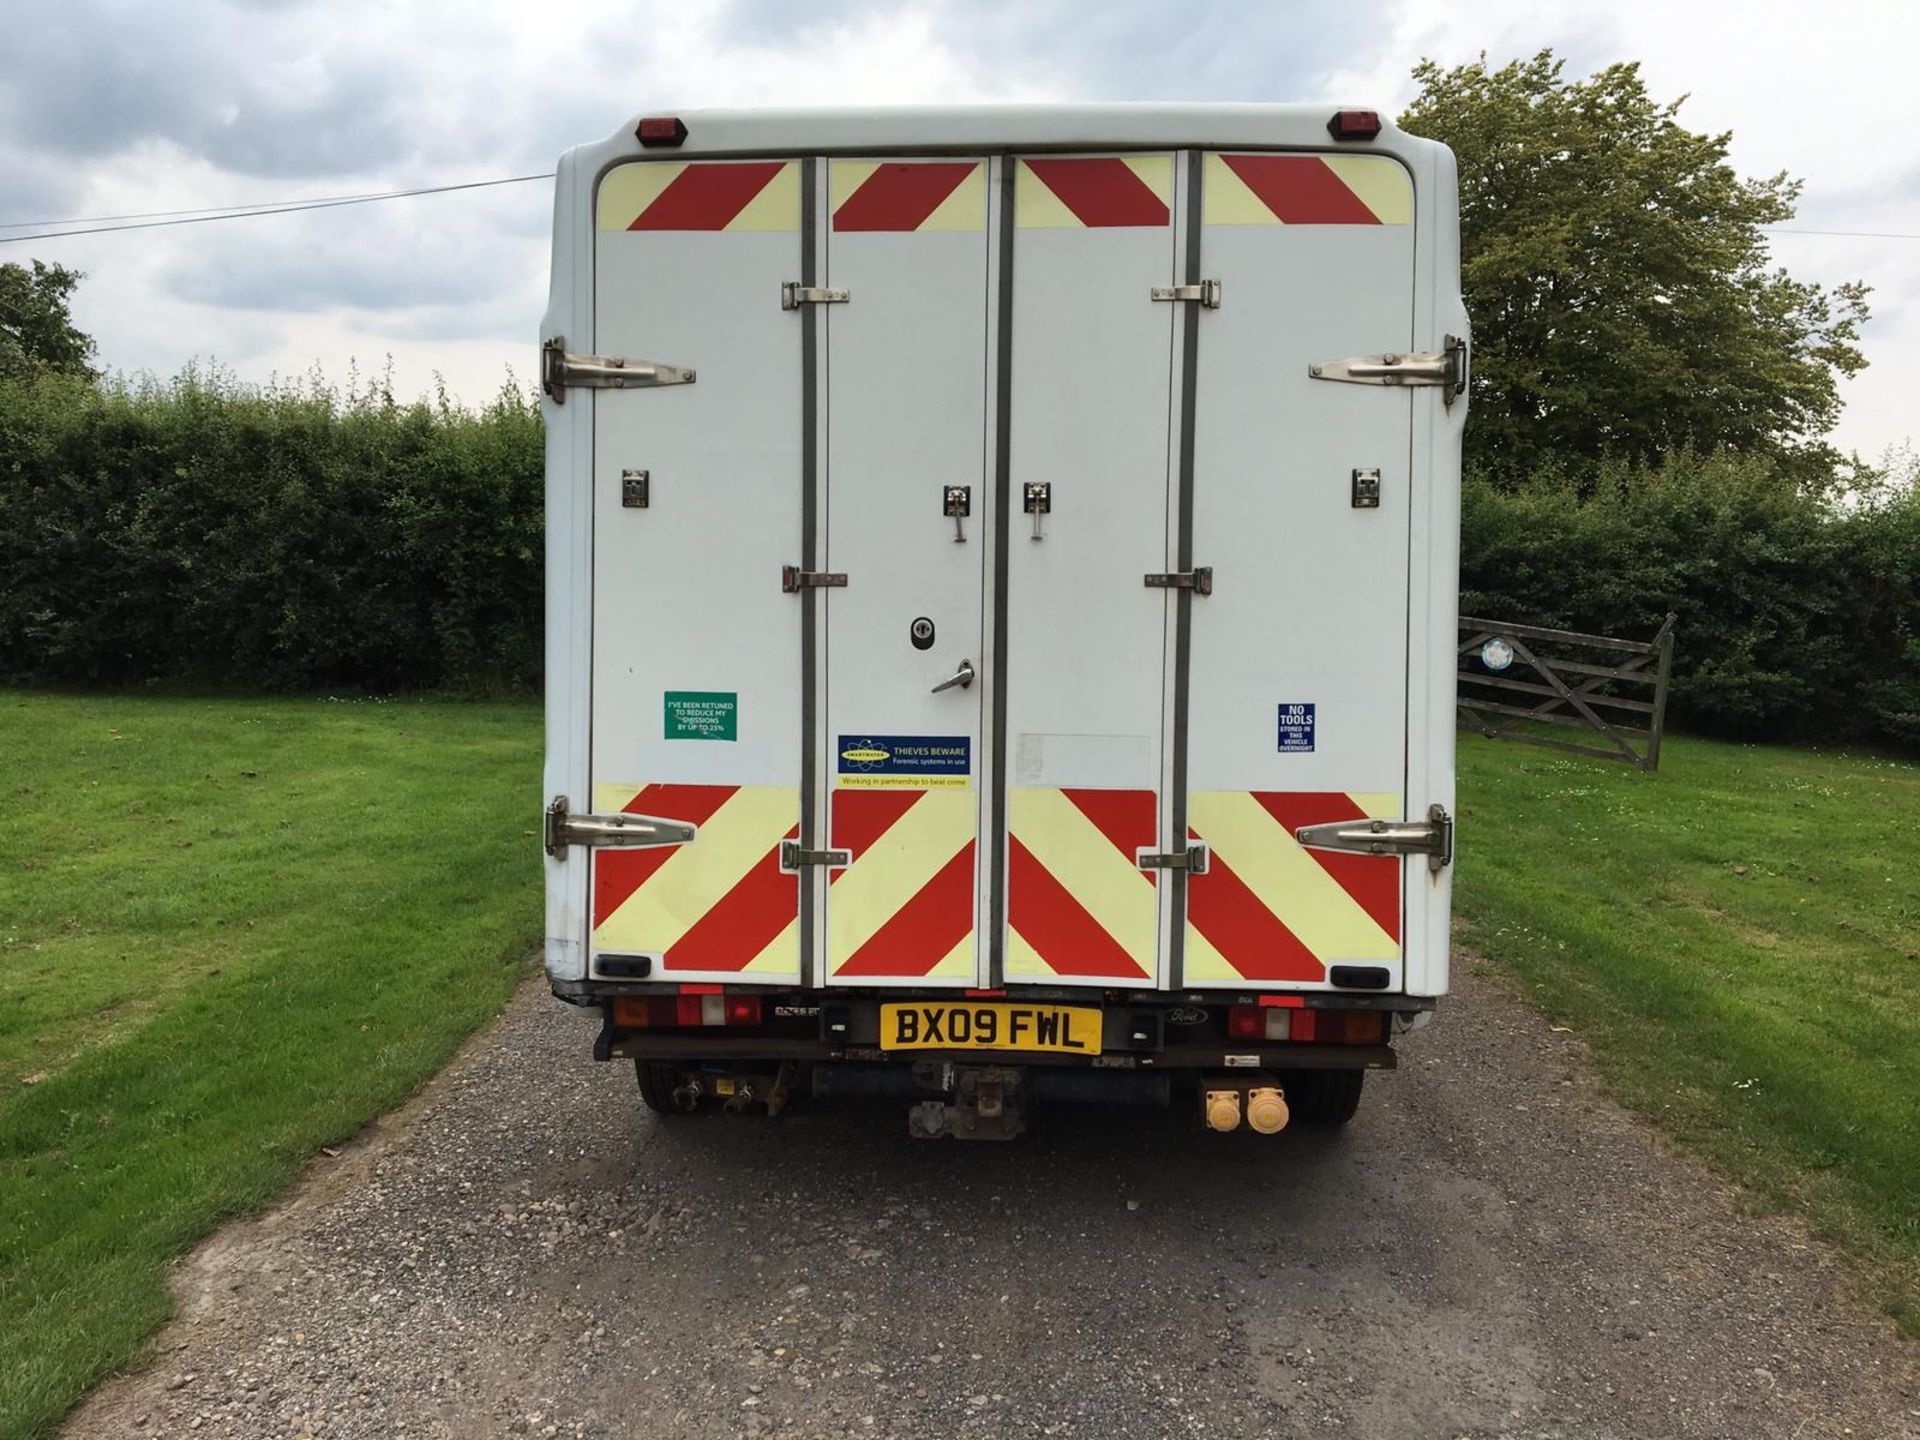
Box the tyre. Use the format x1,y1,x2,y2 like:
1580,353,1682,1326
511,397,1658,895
635,1061,682,1116
1286,1068,1364,1127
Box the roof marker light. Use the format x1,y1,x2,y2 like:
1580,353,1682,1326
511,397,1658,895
637,116,689,148
1327,109,1382,142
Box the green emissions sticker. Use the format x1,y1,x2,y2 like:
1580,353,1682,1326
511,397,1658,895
664,691,738,741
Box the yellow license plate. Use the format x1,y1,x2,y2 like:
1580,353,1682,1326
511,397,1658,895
879,1002,1102,1055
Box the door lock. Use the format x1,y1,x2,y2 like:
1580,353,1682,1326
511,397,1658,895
931,658,976,694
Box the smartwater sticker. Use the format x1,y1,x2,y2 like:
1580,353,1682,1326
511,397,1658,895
837,735,971,788
1277,703,1316,753
664,691,738,741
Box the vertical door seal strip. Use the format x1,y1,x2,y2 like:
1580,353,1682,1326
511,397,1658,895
1168,149,1204,991
987,155,1017,988
799,157,820,986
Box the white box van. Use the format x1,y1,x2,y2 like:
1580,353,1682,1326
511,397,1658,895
540,105,1467,1138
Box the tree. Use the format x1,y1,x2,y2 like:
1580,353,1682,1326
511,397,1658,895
0,260,97,382
1400,53,1869,487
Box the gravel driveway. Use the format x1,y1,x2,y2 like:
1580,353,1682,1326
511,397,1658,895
65,962,1918,1440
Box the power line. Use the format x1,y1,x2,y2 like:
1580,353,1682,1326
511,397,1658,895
3,170,1917,245
0,173,553,244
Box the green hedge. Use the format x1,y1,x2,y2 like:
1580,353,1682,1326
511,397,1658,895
1462,454,1920,746
0,367,542,691
2,369,1915,747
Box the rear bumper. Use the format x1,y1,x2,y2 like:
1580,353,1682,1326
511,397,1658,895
565,984,1428,1073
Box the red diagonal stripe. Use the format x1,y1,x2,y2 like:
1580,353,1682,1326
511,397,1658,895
661,827,800,974
1008,836,1150,980
833,161,975,231
630,161,785,231
1220,154,1379,225
834,841,976,977
1025,158,1169,228
1061,788,1158,875
828,788,926,877
592,784,737,928
1185,832,1325,983
1249,792,1402,945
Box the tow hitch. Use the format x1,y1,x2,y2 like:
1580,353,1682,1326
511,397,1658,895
908,1066,1027,1141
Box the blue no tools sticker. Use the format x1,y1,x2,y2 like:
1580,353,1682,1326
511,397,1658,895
1277,703,1316,753
837,735,971,788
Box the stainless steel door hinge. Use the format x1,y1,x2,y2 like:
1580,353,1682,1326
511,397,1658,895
782,565,848,593
541,337,695,403
1138,844,1209,873
544,796,697,860
1309,334,1467,406
780,840,851,870
1295,804,1454,872
1145,567,1213,596
781,283,849,310
1151,280,1222,309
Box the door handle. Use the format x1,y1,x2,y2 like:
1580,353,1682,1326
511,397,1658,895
930,658,975,694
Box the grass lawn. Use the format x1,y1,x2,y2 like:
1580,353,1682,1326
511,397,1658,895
0,693,542,1440
1454,731,1920,1331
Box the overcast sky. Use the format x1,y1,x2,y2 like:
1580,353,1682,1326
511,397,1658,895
4,0,1915,463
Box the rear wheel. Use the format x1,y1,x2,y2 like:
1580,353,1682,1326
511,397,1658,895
1287,1068,1364,1127
635,1061,681,1116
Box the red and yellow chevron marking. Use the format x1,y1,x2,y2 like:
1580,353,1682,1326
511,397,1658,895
831,160,985,232
591,782,800,975
827,787,976,979
1016,156,1172,228
1203,153,1410,226
1184,791,1401,985
1006,788,1158,982
597,160,800,232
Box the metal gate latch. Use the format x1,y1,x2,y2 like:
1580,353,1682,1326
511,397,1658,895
1023,482,1051,541
544,796,697,859
781,565,848,593
1150,280,1223,309
1310,334,1467,406
1144,567,1213,596
1295,804,1454,872
780,840,851,870
541,337,695,403
780,283,849,310
1138,844,1209,873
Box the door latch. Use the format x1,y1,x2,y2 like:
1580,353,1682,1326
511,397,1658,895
1137,844,1209,873
944,485,971,542
541,337,696,403
1295,804,1454,872
1023,482,1051,541
621,469,650,509
1350,467,1380,509
1145,567,1213,596
931,658,976,694
1310,334,1468,406
780,283,849,310
1150,280,1223,309
544,796,697,859
782,565,848,593
780,840,851,871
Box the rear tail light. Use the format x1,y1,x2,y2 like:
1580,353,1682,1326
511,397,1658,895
612,993,764,1028
1227,1005,1384,1044
636,116,689,148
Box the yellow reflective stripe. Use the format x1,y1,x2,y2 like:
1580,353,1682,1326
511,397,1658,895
725,160,799,232
828,788,975,971
592,786,796,952
830,160,880,211
1201,152,1272,225
1189,791,1397,961
1352,791,1401,821
596,162,682,230
743,917,799,975
918,163,986,231
1008,787,1157,964
1182,925,1240,983
1015,160,1081,228
927,932,974,979
1005,924,1049,978
591,780,646,814
1320,154,1411,225
1120,154,1173,205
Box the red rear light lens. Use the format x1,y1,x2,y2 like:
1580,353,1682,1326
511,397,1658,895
676,995,705,1027
1327,109,1382,142
725,994,763,1026
613,991,766,1028
637,116,689,148
1227,1004,1263,1040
